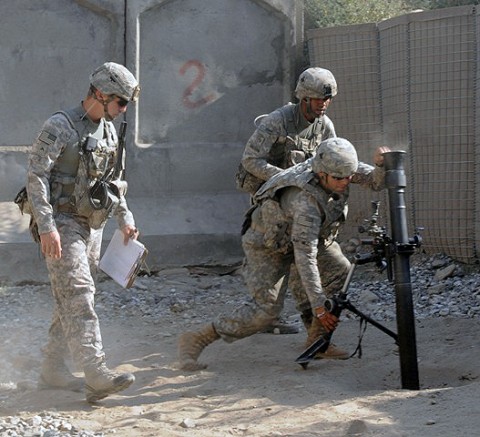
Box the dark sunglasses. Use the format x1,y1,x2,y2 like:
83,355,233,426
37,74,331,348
331,175,353,181
115,96,129,107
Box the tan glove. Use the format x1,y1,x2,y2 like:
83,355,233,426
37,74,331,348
315,306,339,332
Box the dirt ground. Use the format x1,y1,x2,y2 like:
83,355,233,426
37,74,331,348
1,266,479,437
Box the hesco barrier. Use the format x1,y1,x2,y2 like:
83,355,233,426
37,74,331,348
307,5,480,264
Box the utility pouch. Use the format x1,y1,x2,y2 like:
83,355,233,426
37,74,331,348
241,203,258,235
287,150,306,167
87,179,127,229
110,179,128,197
14,186,32,215
14,186,40,243
260,199,291,253
72,146,121,229
75,179,121,229
321,220,343,247
235,163,264,195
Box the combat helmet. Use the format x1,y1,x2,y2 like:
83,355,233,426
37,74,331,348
312,138,358,178
295,67,337,101
90,62,140,102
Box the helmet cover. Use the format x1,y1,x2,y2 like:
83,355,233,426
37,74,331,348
295,67,338,101
90,62,140,102
312,138,358,178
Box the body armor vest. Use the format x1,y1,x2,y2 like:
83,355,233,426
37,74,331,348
52,107,124,229
236,103,329,195
254,160,349,242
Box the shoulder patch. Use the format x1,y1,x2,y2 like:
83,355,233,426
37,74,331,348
38,130,57,146
297,214,314,227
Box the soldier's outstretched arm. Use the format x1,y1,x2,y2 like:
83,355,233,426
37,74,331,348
352,146,391,191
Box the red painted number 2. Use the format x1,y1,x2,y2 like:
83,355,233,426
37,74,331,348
179,60,215,109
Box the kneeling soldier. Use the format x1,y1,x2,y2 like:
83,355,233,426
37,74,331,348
178,138,389,371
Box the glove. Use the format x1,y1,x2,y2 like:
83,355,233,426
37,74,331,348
315,305,339,332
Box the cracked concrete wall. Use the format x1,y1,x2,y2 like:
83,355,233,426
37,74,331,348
0,0,303,282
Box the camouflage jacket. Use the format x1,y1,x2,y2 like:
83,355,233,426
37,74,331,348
26,104,135,234
252,158,385,306
241,102,336,182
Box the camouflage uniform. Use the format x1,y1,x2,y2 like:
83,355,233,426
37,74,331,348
27,105,135,368
27,62,140,401
214,158,386,342
236,68,338,322
238,100,336,320
177,138,386,370
241,102,336,184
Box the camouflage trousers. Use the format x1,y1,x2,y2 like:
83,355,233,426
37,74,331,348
43,213,105,368
214,228,350,343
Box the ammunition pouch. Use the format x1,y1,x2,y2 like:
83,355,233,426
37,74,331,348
74,180,125,229
14,186,32,215
71,139,127,229
323,221,342,246
235,163,264,195
259,199,291,254
14,186,40,243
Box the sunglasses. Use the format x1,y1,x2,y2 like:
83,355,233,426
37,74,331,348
331,175,353,181
115,96,129,107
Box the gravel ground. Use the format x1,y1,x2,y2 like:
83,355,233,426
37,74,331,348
0,251,479,436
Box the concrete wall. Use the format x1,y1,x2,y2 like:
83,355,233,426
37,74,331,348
0,0,303,283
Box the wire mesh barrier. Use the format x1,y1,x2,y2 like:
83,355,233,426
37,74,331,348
307,5,479,263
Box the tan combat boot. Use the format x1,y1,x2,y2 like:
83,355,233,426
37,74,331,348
301,310,313,331
84,363,135,403
177,323,220,371
305,317,349,360
38,358,84,392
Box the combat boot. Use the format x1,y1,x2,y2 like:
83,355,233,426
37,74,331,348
38,358,84,392
305,317,349,360
84,363,135,403
178,323,220,371
301,310,313,331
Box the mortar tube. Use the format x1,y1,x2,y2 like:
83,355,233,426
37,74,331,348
383,150,420,390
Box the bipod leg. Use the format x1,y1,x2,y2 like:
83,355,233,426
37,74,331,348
295,332,334,368
294,263,355,369
343,301,398,344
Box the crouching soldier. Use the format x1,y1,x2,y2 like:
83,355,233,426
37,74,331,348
178,138,390,371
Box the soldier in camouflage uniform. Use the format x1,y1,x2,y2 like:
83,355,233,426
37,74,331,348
178,138,390,371
27,62,140,402
235,67,338,335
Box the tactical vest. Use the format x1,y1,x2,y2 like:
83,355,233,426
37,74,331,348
52,107,125,229
281,103,327,165
235,103,328,195
254,160,349,243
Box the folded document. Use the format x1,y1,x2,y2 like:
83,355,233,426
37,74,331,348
99,228,148,288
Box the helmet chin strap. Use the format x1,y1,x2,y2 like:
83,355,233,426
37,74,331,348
304,97,317,121
93,92,115,121
317,172,328,188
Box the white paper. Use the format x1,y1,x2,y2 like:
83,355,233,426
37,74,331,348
99,229,147,288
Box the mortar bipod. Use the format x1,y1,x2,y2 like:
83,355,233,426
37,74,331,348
294,258,398,369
